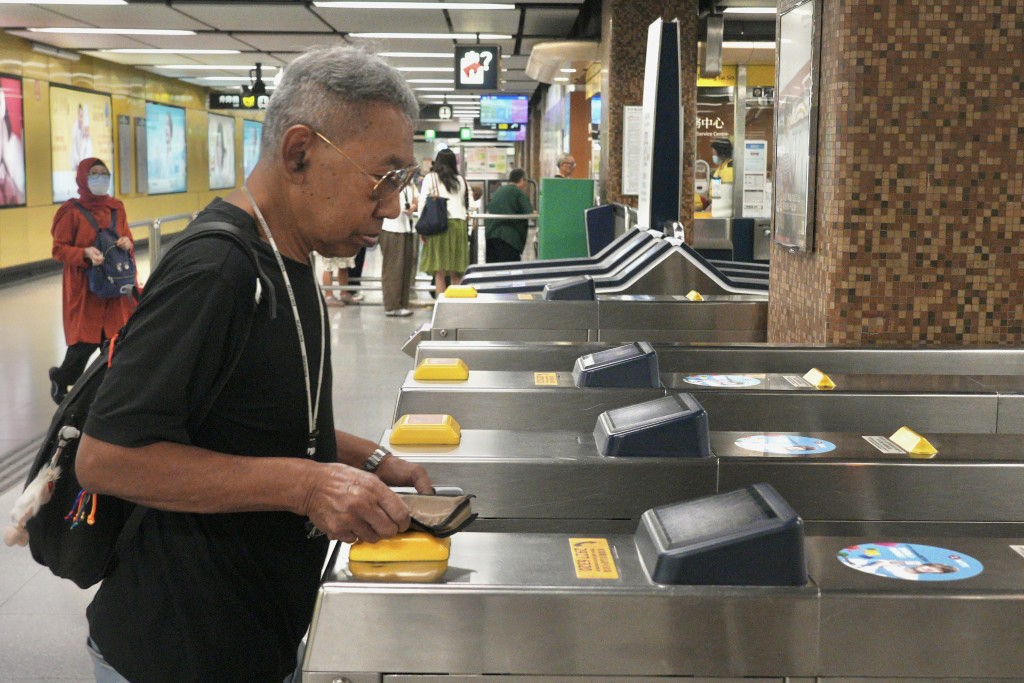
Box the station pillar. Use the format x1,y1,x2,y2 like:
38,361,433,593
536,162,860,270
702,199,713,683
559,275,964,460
769,0,1024,345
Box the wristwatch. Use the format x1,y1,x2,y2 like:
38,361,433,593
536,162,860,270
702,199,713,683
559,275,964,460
362,446,392,472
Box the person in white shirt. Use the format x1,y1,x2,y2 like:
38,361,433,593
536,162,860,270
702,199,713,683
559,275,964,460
418,148,478,296
379,183,418,316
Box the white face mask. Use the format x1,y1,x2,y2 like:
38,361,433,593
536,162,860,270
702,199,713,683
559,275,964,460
712,155,720,165
87,175,110,196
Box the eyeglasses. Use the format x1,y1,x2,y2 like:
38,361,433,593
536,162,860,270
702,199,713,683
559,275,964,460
313,130,418,202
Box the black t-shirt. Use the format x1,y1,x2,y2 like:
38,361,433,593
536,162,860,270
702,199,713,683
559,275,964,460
84,199,335,683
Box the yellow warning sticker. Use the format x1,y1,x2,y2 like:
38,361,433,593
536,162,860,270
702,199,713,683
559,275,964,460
517,294,535,300
534,372,558,386
569,538,619,579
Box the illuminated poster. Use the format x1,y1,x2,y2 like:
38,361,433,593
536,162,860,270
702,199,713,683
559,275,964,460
50,85,114,203
242,119,262,180
145,102,187,194
208,113,236,190
0,75,26,207
773,0,820,251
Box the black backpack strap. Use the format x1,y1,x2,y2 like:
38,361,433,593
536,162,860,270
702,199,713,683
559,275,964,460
109,221,279,558
72,202,117,232
72,202,100,232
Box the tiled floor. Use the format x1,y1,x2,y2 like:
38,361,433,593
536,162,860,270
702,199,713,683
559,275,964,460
0,246,432,682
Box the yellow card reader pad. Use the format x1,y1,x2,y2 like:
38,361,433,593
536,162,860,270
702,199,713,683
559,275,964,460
413,358,470,381
390,414,462,445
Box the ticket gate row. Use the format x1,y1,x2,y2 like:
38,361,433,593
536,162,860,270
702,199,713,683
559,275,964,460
461,227,768,295
305,530,1024,682
405,294,769,353
414,340,1024,375
303,343,1024,681
394,367,1024,434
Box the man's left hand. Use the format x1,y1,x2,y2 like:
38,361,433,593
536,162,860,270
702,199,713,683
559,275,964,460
374,455,433,493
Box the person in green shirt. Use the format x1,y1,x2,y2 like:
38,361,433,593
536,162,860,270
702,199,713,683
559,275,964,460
484,168,534,263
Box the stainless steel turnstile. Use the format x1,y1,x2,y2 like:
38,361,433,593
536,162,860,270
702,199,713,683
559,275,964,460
406,294,769,353
393,371,1022,434
304,532,1024,681
385,429,1024,533
414,340,1024,375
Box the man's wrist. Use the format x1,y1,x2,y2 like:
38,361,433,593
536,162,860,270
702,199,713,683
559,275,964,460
362,446,392,472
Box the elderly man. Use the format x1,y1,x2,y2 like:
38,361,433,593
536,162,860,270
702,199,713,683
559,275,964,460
76,46,432,683
554,153,576,178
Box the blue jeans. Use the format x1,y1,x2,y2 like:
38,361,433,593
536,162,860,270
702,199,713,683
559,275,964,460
87,637,304,683
86,638,130,683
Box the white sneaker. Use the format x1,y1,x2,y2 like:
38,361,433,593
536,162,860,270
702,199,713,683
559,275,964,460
385,308,413,317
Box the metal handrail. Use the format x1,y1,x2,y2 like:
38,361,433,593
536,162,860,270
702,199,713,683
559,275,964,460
146,213,197,269
466,212,539,263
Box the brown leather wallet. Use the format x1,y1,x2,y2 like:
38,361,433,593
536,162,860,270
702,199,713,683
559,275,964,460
399,493,477,537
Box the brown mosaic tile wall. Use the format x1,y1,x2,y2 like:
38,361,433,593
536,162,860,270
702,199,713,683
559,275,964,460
769,0,1024,345
599,0,698,239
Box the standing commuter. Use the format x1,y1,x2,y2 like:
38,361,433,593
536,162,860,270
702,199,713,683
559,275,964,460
48,158,136,404
418,148,477,296
553,153,576,178
379,182,418,316
484,168,533,263
74,46,432,683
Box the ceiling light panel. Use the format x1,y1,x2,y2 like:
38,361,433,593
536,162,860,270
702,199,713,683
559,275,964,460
0,5,87,29
6,30,152,49
226,33,344,52
39,4,207,30
315,8,449,33
170,2,328,32
448,9,521,34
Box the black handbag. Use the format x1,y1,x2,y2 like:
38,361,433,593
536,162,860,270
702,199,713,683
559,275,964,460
414,175,449,236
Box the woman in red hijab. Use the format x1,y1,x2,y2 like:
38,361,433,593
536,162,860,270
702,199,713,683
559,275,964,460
48,157,136,403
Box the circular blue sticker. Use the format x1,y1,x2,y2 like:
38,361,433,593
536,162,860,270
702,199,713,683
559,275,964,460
735,434,837,455
838,543,984,582
683,374,761,387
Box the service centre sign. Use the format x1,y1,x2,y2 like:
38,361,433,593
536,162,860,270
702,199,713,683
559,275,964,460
455,45,500,90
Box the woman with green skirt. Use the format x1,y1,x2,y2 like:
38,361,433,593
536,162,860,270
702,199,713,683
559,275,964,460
418,148,478,296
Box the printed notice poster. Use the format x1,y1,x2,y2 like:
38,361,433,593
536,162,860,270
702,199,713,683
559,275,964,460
621,106,642,196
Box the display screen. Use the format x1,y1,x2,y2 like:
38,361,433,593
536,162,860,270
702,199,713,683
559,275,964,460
145,102,187,194
591,95,602,126
208,113,236,190
655,487,775,547
479,95,528,125
496,127,525,142
50,85,114,203
0,75,26,207
242,119,262,179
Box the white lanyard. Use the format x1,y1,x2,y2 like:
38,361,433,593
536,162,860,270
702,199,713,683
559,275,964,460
241,185,326,456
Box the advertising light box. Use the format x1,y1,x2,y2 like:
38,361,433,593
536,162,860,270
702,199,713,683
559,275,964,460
0,75,26,207
479,95,528,125
242,119,262,180
145,102,187,195
50,85,114,203
208,114,236,190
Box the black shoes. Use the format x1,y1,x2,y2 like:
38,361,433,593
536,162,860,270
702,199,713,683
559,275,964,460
48,367,67,405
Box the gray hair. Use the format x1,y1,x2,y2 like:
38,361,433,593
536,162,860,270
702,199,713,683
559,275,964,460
261,45,419,158
556,153,575,165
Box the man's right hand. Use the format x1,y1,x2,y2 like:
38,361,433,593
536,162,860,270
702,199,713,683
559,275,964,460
84,246,104,266
302,463,411,544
